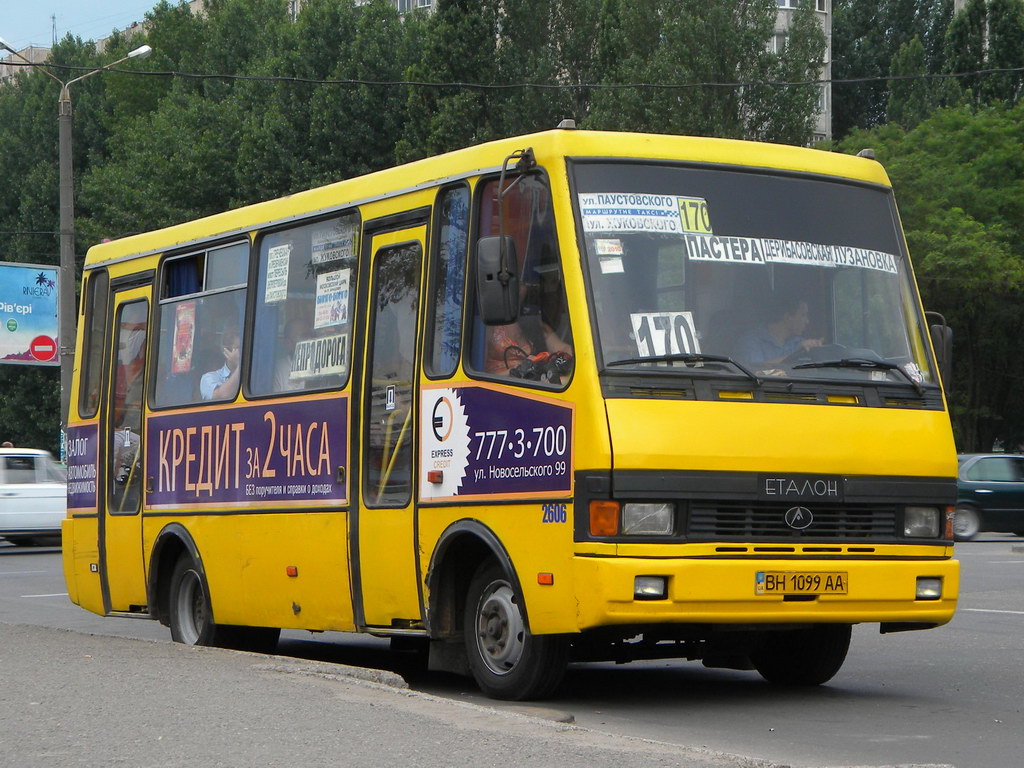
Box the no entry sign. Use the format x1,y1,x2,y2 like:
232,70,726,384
29,334,58,362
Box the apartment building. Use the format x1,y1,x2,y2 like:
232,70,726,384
0,45,49,83
774,0,832,142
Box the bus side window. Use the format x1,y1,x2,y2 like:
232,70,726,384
79,269,109,419
469,174,573,385
152,243,248,408
248,213,359,397
426,185,470,378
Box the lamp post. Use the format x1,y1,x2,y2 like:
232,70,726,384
0,38,151,453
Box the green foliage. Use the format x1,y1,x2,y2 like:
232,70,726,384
840,103,1024,450
832,0,954,137
887,36,959,129
398,0,501,160
979,0,1024,104
835,0,1024,136
588,0,824,142
0,367,61,454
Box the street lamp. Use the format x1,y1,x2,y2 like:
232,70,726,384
0,38,151,452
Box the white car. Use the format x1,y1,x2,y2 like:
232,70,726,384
0,448,67,547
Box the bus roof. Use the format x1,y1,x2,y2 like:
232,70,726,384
83,128,890,269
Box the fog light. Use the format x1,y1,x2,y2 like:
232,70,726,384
634,575,667,600
916,577,942,600
904,506,940,538
622,502,675,535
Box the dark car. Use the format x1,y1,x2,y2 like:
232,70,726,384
954,453,1024,541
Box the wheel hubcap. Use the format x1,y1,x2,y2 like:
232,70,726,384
475,582,525,676
954,510,978,537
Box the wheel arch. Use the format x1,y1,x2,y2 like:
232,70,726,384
424,519,526,639
148,523,209,627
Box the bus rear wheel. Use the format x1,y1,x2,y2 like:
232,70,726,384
168,555,221,646
168,554,280,653
751,624,851,686
463,562,567,701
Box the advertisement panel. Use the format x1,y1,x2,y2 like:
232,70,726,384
0,261,59,367
420,384,574,501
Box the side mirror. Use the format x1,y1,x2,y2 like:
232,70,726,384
929,323,952,388
476,236,519,326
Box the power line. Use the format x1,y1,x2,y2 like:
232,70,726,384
4,57,1024,91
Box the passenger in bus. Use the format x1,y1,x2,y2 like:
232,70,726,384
200,325,242,400
737,295,822,368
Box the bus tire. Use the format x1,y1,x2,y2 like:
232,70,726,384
751,624,851,686
463,561,567,701
168,554,225,647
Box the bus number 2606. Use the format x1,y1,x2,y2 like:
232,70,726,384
541,503,567,523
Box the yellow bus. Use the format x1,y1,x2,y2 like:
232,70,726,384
63,126,959,700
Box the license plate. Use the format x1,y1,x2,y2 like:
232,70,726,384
755,571,848,595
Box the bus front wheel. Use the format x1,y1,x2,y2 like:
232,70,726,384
463,562,568,700
751,624,851,686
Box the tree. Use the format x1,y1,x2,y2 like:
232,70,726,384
588,0,825,142
946,0,990,104
832,0,954,138
982,0,1024,104
841,103,1024,450
398,0,502,160
887,36,959,129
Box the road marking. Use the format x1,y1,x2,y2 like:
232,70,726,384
20,593,69,598
963,608,1024,616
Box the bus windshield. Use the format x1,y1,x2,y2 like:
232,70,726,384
573,161,936,389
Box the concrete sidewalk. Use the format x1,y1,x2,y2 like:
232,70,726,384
0,623,782,768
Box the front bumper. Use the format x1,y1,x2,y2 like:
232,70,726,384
572,554,959,629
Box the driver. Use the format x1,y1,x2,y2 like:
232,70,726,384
737,295,822,368
484,282,572,380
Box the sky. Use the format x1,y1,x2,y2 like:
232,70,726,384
1,2,161,52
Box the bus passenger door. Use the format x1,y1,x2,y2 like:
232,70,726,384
355,225,426,629
100,287,150,613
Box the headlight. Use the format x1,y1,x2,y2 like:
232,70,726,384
622,502,675,535
904,506,941,538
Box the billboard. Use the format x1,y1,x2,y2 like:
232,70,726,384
0,261,59,367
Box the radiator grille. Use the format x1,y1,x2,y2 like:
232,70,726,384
687,502,897,540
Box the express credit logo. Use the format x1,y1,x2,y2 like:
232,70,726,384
431,396,453,441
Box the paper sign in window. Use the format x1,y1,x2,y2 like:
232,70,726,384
629,311,699,358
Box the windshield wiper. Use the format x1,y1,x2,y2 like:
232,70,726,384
605,353,761,386
792,357,925,396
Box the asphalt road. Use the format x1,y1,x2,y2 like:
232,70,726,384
2,535,1022,768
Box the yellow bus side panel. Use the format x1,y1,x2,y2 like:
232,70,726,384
104,516,148,611
63,517,104,616
358,506,422,626
419,503,580,635
572,555,959,629
143,512,355,631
